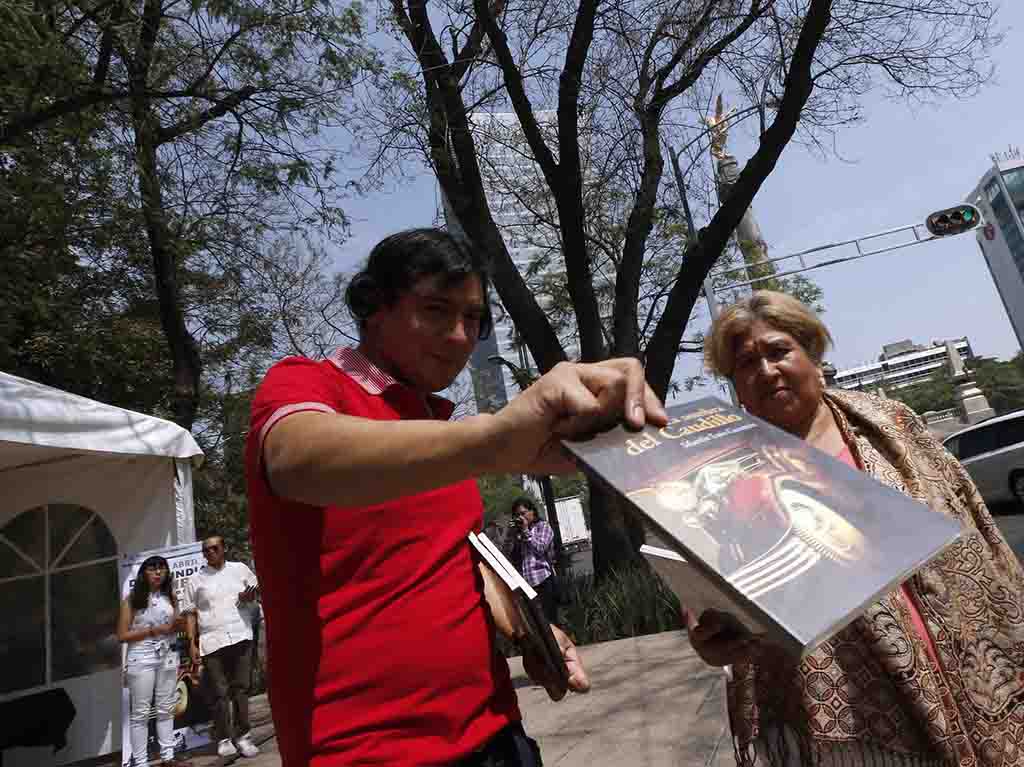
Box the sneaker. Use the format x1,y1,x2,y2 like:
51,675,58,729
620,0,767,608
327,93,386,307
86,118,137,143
217,739,238,758
235,734,260,758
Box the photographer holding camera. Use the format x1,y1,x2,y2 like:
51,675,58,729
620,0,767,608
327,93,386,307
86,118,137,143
508,497,559,624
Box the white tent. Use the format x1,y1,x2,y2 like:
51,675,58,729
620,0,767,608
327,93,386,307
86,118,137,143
0,372,203,766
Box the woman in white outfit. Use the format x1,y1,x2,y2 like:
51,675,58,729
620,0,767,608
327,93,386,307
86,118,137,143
118,556,191,767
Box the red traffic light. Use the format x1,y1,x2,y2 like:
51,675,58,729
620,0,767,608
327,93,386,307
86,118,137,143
925,204,982,237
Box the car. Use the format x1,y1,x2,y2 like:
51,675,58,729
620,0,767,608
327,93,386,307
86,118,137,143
942,410,1024,509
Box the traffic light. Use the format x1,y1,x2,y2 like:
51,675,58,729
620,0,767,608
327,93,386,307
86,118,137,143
925,204,982,237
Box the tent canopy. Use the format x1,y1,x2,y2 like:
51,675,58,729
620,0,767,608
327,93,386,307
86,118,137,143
0,372,204,767
0,372,203,471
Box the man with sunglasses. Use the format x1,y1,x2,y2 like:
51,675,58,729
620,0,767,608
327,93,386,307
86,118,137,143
183,536,260,760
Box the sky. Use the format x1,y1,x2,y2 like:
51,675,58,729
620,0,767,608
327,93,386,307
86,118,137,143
330,3,1023,401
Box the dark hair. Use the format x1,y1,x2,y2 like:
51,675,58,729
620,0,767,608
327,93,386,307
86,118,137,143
130,555,176,611
511,496,539,515
345,228,493,339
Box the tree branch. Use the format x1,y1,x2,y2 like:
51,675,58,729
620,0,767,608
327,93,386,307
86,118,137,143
652,0,770,114
394,0,567,372
472,0,559,183
156,86,258,144
450,0,506,83
646,0,834,397
1,90,126,144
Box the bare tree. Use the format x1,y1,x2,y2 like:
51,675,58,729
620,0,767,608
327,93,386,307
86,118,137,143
359,0,1000,571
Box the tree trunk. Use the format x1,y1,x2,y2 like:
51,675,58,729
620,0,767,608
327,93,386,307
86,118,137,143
644,0,833,400
536,475,565,571
133,105,202,429
588,481,646,576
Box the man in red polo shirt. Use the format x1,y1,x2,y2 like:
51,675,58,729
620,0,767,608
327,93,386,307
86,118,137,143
246,228,667,767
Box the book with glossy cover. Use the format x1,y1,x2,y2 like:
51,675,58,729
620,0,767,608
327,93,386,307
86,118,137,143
563,397,963,658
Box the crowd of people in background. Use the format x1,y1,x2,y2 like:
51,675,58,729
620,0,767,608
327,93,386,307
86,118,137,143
118,537,262,766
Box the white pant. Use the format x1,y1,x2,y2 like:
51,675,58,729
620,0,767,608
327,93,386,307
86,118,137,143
126,661,178,764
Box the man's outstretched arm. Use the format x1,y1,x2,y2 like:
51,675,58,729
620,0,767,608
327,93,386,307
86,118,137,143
264,359,667,508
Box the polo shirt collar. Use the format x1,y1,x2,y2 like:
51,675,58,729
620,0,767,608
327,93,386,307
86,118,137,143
327,346,456,420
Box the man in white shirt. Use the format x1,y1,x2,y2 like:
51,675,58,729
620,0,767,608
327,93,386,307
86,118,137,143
184,536,261,759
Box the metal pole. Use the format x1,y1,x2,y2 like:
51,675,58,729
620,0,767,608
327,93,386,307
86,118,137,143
537,475,566,573
703,277,739,405
710,221,931,279
702,205,983,404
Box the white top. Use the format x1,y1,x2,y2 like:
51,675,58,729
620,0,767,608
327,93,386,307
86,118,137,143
183,561,259,656
125,593,177,667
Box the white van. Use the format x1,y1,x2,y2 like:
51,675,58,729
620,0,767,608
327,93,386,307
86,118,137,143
942,411,1024,508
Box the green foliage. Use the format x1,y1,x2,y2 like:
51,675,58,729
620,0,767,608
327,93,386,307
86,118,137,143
477,474,536,527
973,355,1024,415
888,355,1024,418
890,369,957,415
191,387,257,562
2,0,377,548
556,564,683,646
2,0,379,414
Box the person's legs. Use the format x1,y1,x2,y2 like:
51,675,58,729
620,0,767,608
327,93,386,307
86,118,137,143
535,576,559,626
153,662,179,761
203,648,233,744
127,665,157,766
227,640,252,739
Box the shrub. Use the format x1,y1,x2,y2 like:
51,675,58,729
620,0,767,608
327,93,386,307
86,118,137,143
555,564,683,646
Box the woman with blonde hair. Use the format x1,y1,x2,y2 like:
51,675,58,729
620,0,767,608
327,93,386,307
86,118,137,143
689,290,1024,767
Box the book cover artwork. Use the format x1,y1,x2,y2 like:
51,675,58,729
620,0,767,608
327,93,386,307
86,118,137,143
564,398,963,653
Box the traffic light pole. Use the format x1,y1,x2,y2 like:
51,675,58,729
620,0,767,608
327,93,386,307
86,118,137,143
711,219,953,292
703,207,982,405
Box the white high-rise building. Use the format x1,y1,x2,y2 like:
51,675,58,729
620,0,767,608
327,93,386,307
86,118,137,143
834,338,975,392
968,150,1024,351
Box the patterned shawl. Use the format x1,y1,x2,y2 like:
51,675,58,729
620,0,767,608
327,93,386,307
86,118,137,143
727,389,1024,767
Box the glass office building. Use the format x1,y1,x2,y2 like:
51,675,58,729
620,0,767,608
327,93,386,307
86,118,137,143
969,155,1024,350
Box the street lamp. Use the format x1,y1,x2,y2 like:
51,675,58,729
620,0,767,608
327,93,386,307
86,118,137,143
488,354,567,569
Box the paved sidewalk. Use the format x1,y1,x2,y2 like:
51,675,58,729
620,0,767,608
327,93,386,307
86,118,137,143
184,695,278,767
182,630,730,767
510,632,732,767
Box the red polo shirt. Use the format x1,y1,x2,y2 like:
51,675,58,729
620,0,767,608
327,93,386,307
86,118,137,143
246,348,519,766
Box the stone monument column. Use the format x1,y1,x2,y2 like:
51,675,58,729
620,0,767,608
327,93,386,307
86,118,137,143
706,95,775,285
945,341,995,424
